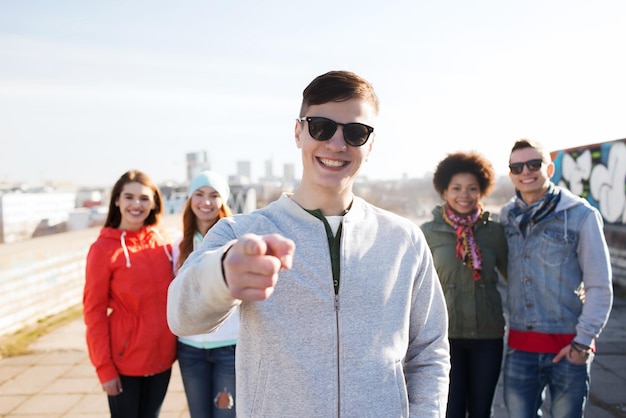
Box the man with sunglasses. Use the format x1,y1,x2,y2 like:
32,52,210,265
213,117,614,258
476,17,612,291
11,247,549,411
500,138,613,418
168,70,450,417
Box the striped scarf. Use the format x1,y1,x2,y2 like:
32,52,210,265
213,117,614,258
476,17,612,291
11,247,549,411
441,203,483,281
510,183,561,238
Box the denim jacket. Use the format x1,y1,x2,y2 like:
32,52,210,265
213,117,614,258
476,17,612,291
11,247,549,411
501,186,613,347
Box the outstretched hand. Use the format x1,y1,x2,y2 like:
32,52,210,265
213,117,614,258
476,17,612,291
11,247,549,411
222,233,295,301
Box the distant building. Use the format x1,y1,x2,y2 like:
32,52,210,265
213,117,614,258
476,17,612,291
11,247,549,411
264,159,275,181
283,163,295,184
237,160,252,183
186,151,211,182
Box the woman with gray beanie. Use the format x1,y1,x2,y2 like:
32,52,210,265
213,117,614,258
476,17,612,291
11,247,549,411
172,170,238,418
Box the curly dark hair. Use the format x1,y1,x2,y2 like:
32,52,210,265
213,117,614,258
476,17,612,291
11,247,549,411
432,151,495,198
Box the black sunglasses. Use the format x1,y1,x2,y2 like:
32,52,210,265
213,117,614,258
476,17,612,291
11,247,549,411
299,116,374,147
509,159,544,175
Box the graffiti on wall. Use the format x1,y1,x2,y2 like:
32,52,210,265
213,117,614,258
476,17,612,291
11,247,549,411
551,138,626,225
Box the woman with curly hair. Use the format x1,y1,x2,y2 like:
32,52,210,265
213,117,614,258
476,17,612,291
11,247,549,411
421,151,508,418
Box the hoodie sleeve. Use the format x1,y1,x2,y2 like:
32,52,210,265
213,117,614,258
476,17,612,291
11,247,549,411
575,208,613,346
405,231,451,417
167,240,240,336
83,242,118,384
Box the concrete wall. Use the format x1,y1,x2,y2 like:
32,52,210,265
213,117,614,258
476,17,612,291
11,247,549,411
0,227,98,337
551,138,626,288
0,215,180,338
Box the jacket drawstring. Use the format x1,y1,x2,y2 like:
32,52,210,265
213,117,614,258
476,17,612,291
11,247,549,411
120,228,172,268
563,210,569,243
152,228,173,262
120,231,131,268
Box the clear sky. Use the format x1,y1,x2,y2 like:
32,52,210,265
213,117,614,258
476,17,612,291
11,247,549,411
1,0,625,187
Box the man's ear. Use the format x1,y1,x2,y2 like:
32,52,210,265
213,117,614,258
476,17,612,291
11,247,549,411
546,161,556,178
363,133,374,158
294,119,303,149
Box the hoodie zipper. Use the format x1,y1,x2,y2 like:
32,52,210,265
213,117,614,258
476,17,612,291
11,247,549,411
335,293,341,417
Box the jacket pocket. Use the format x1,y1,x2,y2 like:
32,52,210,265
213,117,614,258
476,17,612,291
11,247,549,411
109,311,134,359
540,228,577,267
394,360,409,417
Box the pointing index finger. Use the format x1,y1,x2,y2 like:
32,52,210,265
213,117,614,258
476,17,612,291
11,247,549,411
263,234,295,269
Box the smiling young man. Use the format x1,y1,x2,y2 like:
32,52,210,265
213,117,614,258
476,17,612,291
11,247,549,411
167,70,450,417
500,139,613,418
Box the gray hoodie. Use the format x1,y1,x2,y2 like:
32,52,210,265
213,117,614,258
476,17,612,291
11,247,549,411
168,194,450,417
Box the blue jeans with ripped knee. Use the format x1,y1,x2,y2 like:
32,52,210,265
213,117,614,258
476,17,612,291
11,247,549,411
177,341,236,418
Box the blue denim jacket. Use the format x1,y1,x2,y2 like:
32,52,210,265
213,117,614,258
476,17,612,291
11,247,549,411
501,186,613,347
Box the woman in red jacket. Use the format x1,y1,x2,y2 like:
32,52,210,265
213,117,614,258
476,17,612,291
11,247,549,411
83,170,177,418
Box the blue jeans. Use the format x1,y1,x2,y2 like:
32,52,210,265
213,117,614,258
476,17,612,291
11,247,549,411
503,348,591,418
447,338,503,418
108,369,171,418
177,341,236,418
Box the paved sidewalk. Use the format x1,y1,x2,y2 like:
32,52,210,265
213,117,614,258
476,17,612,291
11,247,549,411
1,296,625,417
0,319,188,417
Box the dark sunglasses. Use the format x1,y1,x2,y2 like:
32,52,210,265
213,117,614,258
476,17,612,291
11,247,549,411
299,116,374,147
509,159,544,175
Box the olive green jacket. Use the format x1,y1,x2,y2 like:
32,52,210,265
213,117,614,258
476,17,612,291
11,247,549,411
421,206,508,339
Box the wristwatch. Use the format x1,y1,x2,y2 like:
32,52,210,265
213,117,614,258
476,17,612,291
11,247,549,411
570,341,591,358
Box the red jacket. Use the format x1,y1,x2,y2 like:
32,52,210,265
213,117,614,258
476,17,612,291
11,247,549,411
83,226,177,383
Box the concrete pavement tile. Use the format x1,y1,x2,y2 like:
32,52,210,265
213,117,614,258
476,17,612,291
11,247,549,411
168,367,185,391
64,362,96,379
0,352,47,367
3,414,60,418
0,365,69,394
0,366,24,386
10,393,81,415
62,414,110,418
492,399,507,416
162,389,189,414
0,394,27,415
585,402,626,418
40,377,101,394
598,340,626,355
33,350,88,366
65,392,109,415
589,357,626,405
160,411,189,418
594,354,626,379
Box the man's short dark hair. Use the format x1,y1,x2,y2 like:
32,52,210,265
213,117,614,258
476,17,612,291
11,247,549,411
510,138,552,163
299,70,379,117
